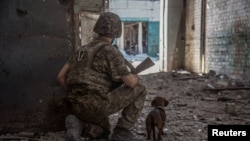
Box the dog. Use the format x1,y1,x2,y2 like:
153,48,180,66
146,96,169,141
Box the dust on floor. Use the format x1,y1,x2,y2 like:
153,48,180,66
1,71,250,141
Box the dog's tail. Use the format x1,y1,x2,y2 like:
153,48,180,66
151,117,156,141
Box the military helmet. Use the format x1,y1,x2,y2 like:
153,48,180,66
93,12,122,38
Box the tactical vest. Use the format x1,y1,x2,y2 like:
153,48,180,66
66,41,111,92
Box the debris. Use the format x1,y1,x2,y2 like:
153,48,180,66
176,104,188,107
207,83,215,89
17,132,40,138
229,74,242,80
225,103,237,116
217,97,235,102
0,137,40,141
203,87,250,92
173,76,207,80
216,79,230,87
1,72,249,141
201,97,216,101
206,70,216,77
185,91,193,96
176,70,191,75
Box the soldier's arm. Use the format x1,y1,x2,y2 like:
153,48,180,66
121,73,139,88
57,63,70,90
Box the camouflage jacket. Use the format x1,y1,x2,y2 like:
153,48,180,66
66,37,129,99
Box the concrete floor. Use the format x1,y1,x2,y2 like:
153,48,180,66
1,71,250,141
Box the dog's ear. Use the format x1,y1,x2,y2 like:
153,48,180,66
164,99,169,107
151,99,156,107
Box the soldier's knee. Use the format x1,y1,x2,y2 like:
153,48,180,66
137,83,147,96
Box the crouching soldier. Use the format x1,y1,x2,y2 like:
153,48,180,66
57,12,147,141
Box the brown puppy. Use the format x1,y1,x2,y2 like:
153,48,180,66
146,96,169,141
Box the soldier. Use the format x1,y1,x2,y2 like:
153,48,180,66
57,12,147,141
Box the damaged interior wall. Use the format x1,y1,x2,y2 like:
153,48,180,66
1,0,249,134
167,0,184,70
73,0,104,48
205,0,250,79
185,0,250,79
0,0,72,132
0,0,104,133
184,0,202,73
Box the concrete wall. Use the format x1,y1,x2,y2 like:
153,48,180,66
185,0,202,73
185,0,250,79
205,0,250,79
167,0,183,70
0,0,106,133
74,0,104,13
73,0,105,50
0,0,73,132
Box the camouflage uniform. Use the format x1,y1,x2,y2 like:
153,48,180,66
66,37,147,137
64,12,147,141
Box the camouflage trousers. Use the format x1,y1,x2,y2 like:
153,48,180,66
67,83,147,134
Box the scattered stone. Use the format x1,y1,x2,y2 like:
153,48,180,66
207,83,215,89
229,74,242,80
217,79,230,87
206,70,216,77
176,103,188,107
2,72,249,141
225,103,237,116
216,117,223,121
201,97,216,101
217,97,234,102
185,91,193,96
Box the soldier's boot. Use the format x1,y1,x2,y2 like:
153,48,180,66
111,126,144,141
66,115,109,141
87,124,111,141
85,123,105,139
97,117,111,140
65,115,83,141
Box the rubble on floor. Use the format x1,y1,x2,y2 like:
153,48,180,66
1,71,250,141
